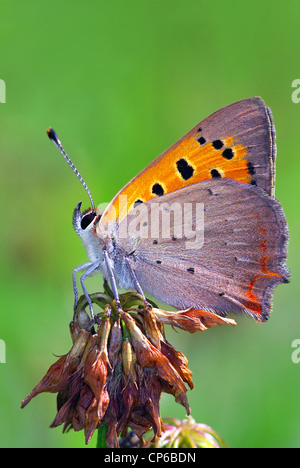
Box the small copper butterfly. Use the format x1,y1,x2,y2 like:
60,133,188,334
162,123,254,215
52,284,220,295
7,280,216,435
47,97,289,323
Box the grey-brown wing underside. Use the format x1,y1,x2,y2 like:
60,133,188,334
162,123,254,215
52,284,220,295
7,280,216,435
116,179,288,322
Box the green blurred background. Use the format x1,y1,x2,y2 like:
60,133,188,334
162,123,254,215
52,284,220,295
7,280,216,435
0,0,299,448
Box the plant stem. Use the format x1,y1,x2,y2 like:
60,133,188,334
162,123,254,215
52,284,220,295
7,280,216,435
96,422,109,448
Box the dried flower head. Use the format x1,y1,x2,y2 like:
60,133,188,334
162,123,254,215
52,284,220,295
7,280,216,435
21,287,235,447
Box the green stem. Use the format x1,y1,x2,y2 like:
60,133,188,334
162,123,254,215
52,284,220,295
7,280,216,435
96,422,109,448
121,319,131,341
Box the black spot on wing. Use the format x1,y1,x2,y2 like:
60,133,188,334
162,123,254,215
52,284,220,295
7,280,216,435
222,148,234,160
152,183,164,196
210,169,221,178
134,199,144,208
247,161,256,175
176,158,194,180
197,136,206,145
212,139,224,150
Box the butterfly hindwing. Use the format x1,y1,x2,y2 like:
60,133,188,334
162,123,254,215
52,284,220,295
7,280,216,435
116,179,288,322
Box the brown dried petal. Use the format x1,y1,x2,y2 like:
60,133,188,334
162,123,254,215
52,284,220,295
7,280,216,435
160,340,194,389
117,375,140,435
122,313,187,393
108,318,122,369
143,308,161,349
152,307,236,333
22,329,92,409
51,370,85,429
161,380,191,415
104,365,123,448
85,389,110,444
84,397,99,444
104,394,120,448
77,334,97,371
64,329,91,369
21,355,69,408
96,313,111,359
69,321,82,343
73,385,94,431
51,397,74,429
84,346,108,413
140,369,163,438
128,409,153,439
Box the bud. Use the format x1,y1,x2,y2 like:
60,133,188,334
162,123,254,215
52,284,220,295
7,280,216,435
148,416,226,448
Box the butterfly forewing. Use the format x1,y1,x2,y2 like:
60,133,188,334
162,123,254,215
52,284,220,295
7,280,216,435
101,97,276,231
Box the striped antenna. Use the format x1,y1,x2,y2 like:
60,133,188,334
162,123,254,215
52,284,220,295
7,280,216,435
47,128,95,211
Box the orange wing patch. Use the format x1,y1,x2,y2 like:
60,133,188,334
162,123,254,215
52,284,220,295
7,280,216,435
102,132,250,226
242,224,284,320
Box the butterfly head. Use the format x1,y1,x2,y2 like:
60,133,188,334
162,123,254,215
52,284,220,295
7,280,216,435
73,201,101,237
72,202,107,264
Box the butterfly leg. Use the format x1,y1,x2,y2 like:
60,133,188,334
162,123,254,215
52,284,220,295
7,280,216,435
125,257,152,309
103,250,123,312
79,261,101,321
72,261,96,310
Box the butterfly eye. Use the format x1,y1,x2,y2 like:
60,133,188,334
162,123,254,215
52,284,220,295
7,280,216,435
81,212,97,230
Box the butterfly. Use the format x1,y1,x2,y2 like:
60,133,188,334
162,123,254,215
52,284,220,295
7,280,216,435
47,97,289,324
